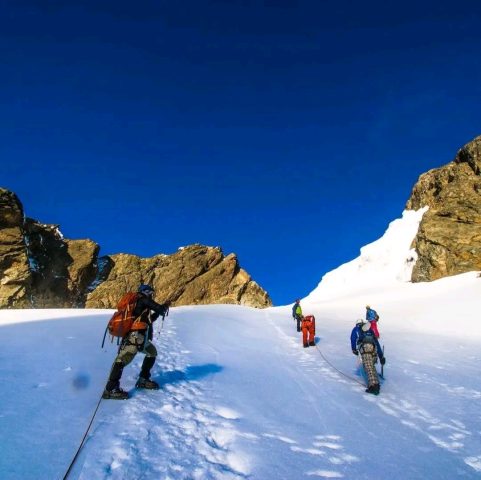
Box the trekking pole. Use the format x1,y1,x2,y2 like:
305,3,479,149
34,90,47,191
380,345,385,379
101,326,108,349
158,304,169,334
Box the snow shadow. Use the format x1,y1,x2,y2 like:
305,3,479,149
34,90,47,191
155,363,223,386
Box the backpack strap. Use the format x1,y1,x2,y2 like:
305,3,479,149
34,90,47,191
130,308,150,331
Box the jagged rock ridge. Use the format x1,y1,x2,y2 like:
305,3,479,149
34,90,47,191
85,246,271,308
0,188,272,308
406,135,481,281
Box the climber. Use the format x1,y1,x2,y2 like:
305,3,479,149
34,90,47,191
365,305,380,338
103,284,169,400
302,315,316,348
292,299,303,332
351,320,385,395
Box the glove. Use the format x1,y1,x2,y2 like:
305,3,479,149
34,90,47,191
380,357,386,365
352,349,358,356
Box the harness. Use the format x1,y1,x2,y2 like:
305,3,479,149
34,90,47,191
357,331,376,355
130,308,150,331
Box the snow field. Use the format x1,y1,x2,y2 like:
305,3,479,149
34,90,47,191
1,208,481,479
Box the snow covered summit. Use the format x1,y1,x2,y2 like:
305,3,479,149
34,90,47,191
305,208,428,302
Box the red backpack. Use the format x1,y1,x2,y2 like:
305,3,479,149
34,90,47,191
101,292,139,347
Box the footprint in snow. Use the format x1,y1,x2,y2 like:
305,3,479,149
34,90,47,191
375,393,472,453
464,455,481,472
306,470,344,478
313,435,359,466
215,406,240,420
262,433,297,444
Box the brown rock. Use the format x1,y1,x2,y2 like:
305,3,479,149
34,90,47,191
65,239,100,305
0,188,31,307
0,188,271,309
406,135,481,281
86,245,272,309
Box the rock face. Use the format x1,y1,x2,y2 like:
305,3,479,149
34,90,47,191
0,189,31,307
0,188,272,308
24,218,99,307
406,135,481,282
85,245,272,309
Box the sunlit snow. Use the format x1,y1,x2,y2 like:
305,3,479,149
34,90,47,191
1,208,480,479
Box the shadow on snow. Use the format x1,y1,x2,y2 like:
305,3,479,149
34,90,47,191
154,363,224,386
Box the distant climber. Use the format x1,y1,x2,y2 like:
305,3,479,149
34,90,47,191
365,305,380,338
301,315,316,348
292,299,303,332
103,284,169,400
351,320,385,395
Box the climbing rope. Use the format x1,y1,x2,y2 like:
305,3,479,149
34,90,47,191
313,343,366,387
64,306,170,478
62,393,104,479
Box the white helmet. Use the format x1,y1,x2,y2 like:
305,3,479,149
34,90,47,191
361,322,371,332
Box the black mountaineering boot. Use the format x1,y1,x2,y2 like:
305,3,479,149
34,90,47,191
136,377,160,390
365,385,380,395
102,387,129,400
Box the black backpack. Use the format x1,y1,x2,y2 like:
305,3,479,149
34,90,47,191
359,329,376,345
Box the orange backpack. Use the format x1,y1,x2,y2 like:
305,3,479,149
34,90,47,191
302,315,316,335
101,292,140,347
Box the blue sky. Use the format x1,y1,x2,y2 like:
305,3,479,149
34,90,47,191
2,0,481,305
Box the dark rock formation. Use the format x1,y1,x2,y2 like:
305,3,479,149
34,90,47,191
406,135,481,281
24,218,99,307
0,188,272,308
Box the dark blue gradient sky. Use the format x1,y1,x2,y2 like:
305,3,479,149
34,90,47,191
2,1,481,305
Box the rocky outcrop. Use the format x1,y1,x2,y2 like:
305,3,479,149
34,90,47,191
0,188,272,308
406,135,481,282
24,218,99,307
85,245,272,308
0,189,31,307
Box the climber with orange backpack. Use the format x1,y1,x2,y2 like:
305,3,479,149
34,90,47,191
301,315,316,348
102,284,169,400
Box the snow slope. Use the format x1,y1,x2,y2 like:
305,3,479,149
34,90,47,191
1,209,481,479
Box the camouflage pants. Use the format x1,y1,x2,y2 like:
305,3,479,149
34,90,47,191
106,330,157,391
115,330,157,366
360,343,379,388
